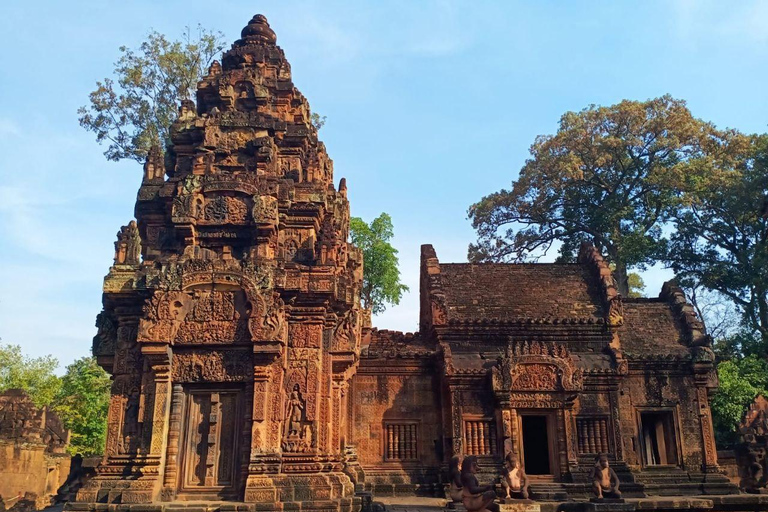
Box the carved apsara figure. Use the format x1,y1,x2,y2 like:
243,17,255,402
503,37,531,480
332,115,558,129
592,453,621,499
460,456,499,512
285,384,304,438
501,453,530,500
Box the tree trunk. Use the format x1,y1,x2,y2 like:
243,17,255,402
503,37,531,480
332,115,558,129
614,262,630,297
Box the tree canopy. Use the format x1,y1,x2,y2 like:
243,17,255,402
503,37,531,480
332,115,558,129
0,345,111,455
54,357,111,456
78,26,225,162
349,213,409,315
0,343,61,407
468,95,732,295
665,134,768,343
710,349,768,447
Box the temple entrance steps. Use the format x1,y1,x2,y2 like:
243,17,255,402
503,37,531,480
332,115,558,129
632,467,739,496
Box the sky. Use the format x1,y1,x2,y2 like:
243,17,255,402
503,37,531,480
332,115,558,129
0,1,767,371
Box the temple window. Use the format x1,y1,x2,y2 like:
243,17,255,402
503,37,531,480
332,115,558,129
384,422,418,461
463,419,497,456
576,416,610,454
640,411,679,466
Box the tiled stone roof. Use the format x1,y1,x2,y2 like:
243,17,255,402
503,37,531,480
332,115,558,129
439,263,604,321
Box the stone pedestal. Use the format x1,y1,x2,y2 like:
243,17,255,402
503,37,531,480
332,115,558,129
586,498,634,512
499,499,540,512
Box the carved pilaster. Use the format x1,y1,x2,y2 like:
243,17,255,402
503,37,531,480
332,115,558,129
609,390,624,461
161,383,184,500
697,386,719,472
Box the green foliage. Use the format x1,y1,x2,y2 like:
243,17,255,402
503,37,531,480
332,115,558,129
626,272,646,298
78,25,225,162
53,357,111,456
0,343,61,407
349,213,409,315
711,350,768,447
311,113,327,130
468,95,731,295
665,134,768,343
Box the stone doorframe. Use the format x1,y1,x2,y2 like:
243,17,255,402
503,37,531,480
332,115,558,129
497,392,578,482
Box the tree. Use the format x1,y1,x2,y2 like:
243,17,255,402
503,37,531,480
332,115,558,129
311,113,327,130
710,351,768,447
665,134,768,344
349,213,409,315
52,357,111,456
626,272,646,298
78,25,225,162
0,343,61,407
468,95,731,295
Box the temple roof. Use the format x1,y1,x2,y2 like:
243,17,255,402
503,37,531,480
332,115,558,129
439,263,604,322
619,299,689,358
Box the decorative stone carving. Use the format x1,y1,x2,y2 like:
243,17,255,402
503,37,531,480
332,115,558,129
138,290,250,344
492,341,583,393
93,312,117,357
737,395,768,493
114,220,141,265
171,350,253,382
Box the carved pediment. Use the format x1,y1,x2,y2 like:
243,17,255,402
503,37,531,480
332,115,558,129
492,341,583,393
138,289,250,344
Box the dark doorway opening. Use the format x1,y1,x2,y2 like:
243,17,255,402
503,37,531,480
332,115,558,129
640,411,678,466
522,415,551,475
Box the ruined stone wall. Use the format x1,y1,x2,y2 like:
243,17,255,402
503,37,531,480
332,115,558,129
0,390,71,509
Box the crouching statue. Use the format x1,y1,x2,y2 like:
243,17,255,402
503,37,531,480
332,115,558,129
460,456,499,512
501,453,530,500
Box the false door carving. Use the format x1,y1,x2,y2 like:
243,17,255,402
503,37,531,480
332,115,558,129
179,388,242,496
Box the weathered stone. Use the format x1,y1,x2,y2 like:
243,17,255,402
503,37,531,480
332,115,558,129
0,390,71,510
351,244,735,499
74,13,363,512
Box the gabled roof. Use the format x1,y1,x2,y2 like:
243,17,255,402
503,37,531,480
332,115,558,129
439,263,604,322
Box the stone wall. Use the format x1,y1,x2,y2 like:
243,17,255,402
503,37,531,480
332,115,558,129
0,390,71,509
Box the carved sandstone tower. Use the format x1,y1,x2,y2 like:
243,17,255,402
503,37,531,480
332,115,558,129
79,15,363,511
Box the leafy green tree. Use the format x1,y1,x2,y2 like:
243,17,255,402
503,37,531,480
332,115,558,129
468,95,731,295
349,213,409,315
710,350,768,447
78,25,225,162
0,343,61,407
666,134,768,344
626,272,646,298
53,357,111,456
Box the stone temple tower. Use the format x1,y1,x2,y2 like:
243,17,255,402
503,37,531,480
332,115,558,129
79,15,364,512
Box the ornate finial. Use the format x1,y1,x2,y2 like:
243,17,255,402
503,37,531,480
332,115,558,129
338,178,347,197
114,220,141,266
143,145,164,182
239,14,277,45
207,60,222,77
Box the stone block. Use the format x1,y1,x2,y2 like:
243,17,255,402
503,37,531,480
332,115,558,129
499,499,541,512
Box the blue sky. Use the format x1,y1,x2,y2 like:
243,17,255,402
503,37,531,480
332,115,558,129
1,1,766,370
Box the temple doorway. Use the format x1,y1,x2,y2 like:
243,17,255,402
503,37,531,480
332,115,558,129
640,411,679,466
519,413,556,476
178,387,243,498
